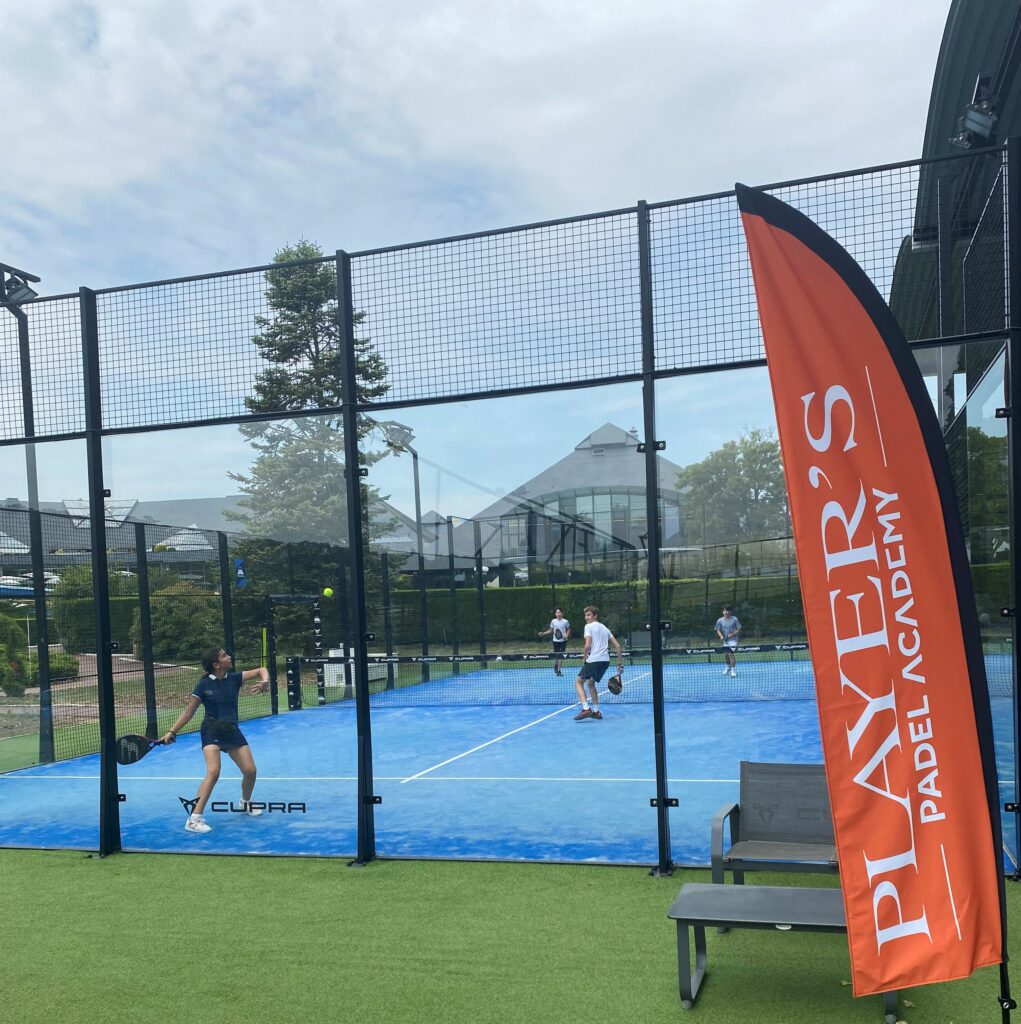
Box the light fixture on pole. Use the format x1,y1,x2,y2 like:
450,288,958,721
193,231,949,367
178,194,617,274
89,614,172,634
949,73,999,149
0,262,41,306
0,259,52,761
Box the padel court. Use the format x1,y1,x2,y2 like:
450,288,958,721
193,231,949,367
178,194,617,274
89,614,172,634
1,653,1016,867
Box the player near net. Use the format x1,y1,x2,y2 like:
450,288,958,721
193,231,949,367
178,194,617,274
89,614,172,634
160,646,270,834
574,605,623,721
536,606,571,676
715,604,741,677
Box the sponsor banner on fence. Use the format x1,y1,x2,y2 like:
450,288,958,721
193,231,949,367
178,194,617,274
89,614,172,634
736,184,1005,996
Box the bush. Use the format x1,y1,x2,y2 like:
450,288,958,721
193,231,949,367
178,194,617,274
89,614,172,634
131,586,222,661
30,650,79,686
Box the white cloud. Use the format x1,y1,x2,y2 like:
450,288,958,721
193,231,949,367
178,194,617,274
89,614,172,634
0,0,949,291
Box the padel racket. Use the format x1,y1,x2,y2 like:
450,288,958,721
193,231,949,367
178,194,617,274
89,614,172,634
115,734,164,765
607,673,623,696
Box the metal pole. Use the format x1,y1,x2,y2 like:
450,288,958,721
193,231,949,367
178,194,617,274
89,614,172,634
637,200,673,875
7,305,54,763
381,551,395,689
447,516,459,675
411,447,430,681
217,532,235,657
265,594,279,715
473,519,487,661
134,523,158,739
81,287,120,856
337,250,377,864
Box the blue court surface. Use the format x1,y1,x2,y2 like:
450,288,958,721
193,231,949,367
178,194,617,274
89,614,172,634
0,659,1016,868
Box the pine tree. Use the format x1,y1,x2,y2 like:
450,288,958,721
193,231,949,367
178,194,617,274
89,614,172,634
228,241,391,544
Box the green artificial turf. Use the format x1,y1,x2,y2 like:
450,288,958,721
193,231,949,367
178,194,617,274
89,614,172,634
0,849,1016,1024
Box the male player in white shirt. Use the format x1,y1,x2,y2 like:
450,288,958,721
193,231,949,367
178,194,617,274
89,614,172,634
537,607,571,676
574,605,623,721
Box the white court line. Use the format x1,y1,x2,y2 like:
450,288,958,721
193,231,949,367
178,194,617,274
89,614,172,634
400,704,582,783
399,671,653,784
941,844,962,941
0,774,740,783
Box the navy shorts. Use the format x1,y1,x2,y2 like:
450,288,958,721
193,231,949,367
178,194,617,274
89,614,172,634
200,721,249,750
552,641,567,654
579,661,610,682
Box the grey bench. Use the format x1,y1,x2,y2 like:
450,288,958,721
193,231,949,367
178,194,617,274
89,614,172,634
712,761,838,884
667,882,898,1023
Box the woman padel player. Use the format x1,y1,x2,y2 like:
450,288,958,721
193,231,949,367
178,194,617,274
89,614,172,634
161,646,270,834
537,607,571,676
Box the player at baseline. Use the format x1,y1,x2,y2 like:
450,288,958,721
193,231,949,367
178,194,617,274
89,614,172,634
537,607,571,676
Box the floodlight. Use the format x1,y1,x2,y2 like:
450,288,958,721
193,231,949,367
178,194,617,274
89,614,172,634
0,262,41,306
3,276,38,305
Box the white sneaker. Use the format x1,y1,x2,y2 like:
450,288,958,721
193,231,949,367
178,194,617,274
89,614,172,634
241,800,263,817
729,669,737,677
721,667,730,675
185,814,212,834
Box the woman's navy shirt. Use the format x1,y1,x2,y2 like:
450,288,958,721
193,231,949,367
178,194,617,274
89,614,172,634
191,672,243,723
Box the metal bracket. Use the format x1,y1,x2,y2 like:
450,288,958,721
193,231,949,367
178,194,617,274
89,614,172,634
643,621,672,631
996,407,1011,419
117,793,126,803
367,795,382,805
1006,802,1019,813
358,467,369,477
103,488,112,497
364,633,376,642
108,641,120,653
636,440,667,453
649,797,679,808
1002,608,1015,618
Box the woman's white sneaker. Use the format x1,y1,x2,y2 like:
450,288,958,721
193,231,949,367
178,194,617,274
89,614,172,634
185,813,212,833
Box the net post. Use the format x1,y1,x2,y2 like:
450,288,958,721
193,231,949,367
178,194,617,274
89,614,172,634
285,656,303,711
312,598,325,705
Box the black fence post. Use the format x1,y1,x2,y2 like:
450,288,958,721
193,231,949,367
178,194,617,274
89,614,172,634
337,249,377,865
1004,136,1021,877
81,286,120,857
134,523,159,739
217,532,235,658
637,200,673,876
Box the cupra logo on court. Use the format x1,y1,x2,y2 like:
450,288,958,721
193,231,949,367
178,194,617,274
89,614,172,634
178,796,307,814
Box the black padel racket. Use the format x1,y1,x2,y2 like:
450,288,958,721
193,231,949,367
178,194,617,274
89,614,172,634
115,734,164,765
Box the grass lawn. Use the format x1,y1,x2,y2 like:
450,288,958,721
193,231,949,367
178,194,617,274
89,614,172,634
1,849,1017,1024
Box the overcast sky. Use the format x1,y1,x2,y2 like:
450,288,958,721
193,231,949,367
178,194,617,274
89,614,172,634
0,1,953,520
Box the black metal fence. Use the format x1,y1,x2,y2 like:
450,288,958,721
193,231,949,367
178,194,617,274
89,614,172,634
0,143,1016,871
